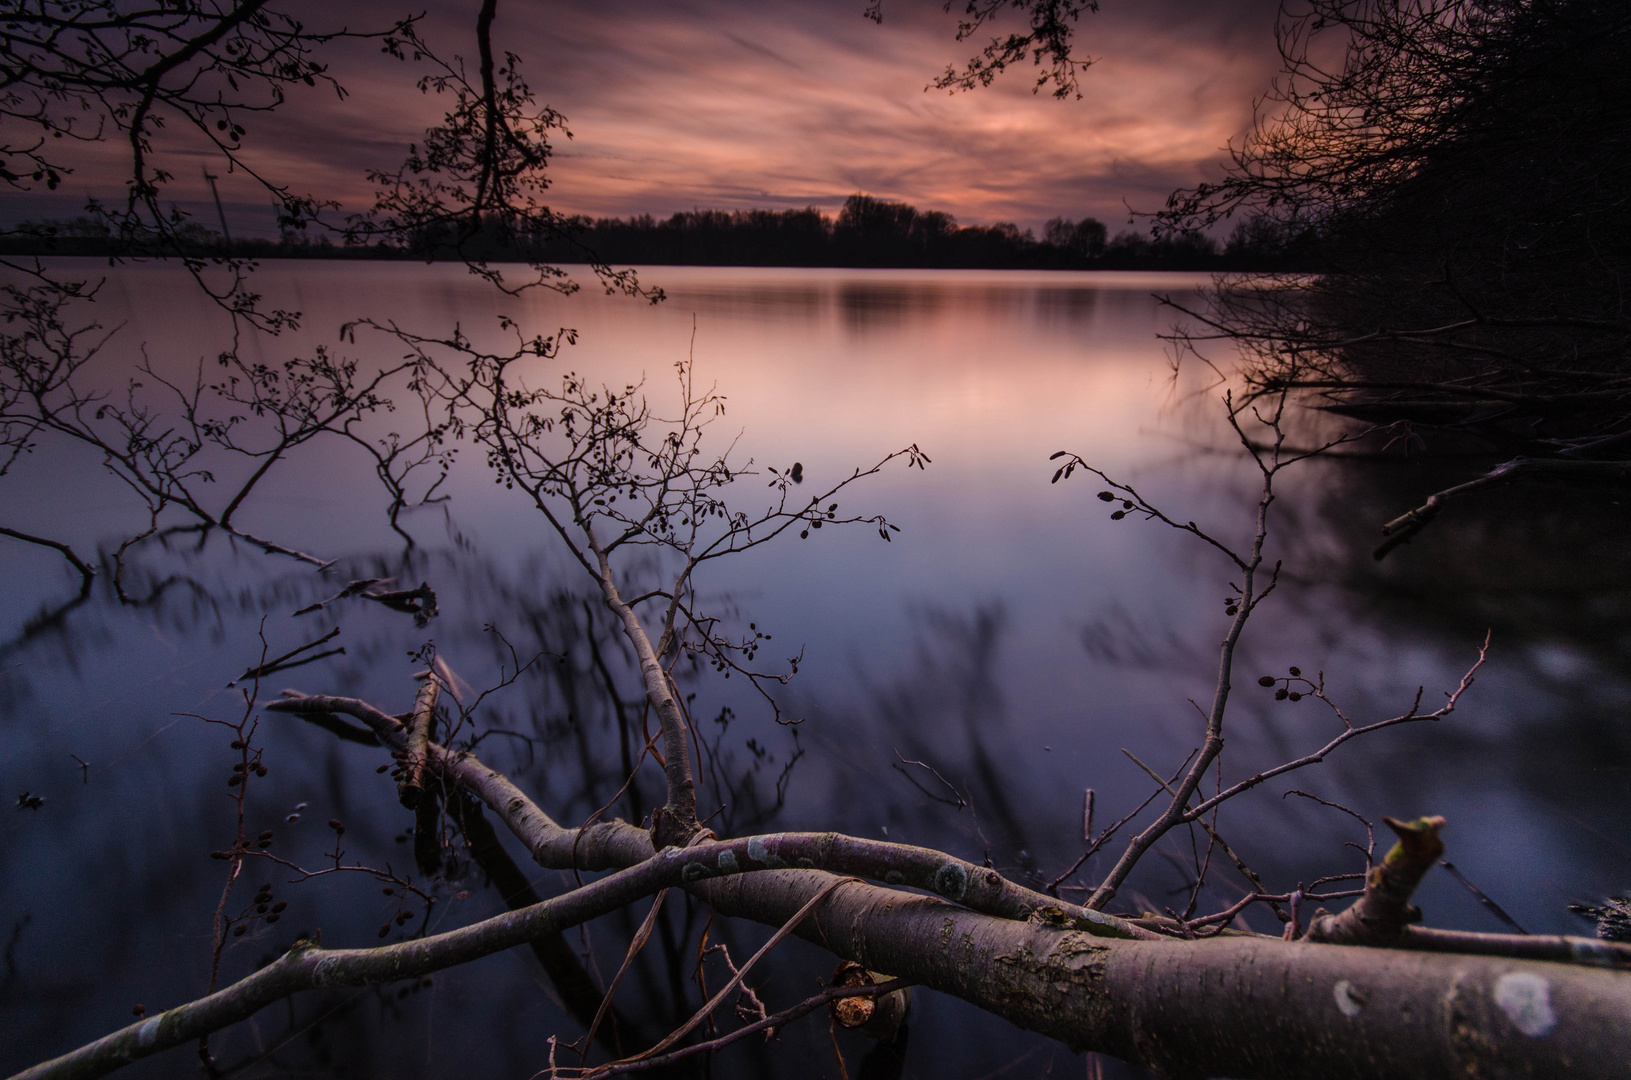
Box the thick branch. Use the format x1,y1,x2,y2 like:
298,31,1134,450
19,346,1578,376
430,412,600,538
586,539,700,848
264,691,1153,939
694,870,1631,1080
445,792,635,1055
1307,815,1445,946
396,673,440,809
8,846,794,1080
23,846,1631,1080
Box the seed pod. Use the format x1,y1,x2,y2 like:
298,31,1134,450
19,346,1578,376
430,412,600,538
257,830,274,841
1288,691,1302,702
378,924,391,938
1258,676,1275,687
254,764,267,777
383,886,395,895
210,850,230,860
1289,666,1302,677
227,776,242,787
232,924,247,937
1110,510,1126,520
328,819,342,830
271,901,287,913
1275,688,1289,701
1097,491,1114,501
256,903,269,915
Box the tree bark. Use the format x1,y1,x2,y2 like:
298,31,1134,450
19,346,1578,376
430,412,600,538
19,855,1626,1080
698,869,1631,1080
244,691,1631,1080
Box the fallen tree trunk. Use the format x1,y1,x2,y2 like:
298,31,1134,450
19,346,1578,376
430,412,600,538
701,868,1631,1080
17,828,1629,1080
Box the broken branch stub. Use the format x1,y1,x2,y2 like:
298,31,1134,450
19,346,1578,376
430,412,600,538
1308,815,1445,946
397,673,441,810
829,962,911,1041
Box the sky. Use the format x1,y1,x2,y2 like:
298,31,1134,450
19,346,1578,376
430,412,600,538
16,0,1288,238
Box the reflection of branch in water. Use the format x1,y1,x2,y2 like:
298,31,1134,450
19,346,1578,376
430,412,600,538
1078,602,1207,671
1375,457,1631,560
869,603,1034,859
1440,859,1528,936
0,526,95,598
289,709,380,747
891,748,966,809
447,792,638,1056
233,627,343,684
0,914,31,1004
9,589,92,650
293,579,438,626
1292,452,1631,713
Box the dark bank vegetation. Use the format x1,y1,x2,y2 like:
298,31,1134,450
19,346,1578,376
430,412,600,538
0,196,1290,271
3,2,1630,1079
1152,0,1631,552
406,196,1264,270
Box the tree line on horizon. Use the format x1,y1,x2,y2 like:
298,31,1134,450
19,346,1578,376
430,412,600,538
1,194,1301,271
528,195,1288,270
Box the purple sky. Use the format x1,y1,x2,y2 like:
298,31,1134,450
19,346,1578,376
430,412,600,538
20,0,1286,237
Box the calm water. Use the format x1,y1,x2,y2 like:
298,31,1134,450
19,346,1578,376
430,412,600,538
2,262,1628,1078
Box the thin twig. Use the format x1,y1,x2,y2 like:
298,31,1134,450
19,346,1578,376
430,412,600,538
583,980,910,1079
891,748,966,808
586,876,856,1075
1441,860,1528,935
577,889,669,1061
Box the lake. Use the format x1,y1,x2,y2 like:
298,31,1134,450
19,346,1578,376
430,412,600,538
3,261,1627,1078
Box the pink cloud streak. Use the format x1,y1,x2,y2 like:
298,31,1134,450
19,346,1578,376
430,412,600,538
14,0,1284,237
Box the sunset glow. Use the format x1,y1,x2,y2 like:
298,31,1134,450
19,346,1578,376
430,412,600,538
14,0,1285,237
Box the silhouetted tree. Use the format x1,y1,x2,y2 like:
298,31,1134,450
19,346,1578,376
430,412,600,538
1043,215,1108,258
1154,0,1631,544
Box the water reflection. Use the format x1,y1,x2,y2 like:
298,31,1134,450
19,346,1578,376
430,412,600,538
645,267,1124,338
1,264,1627,1078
